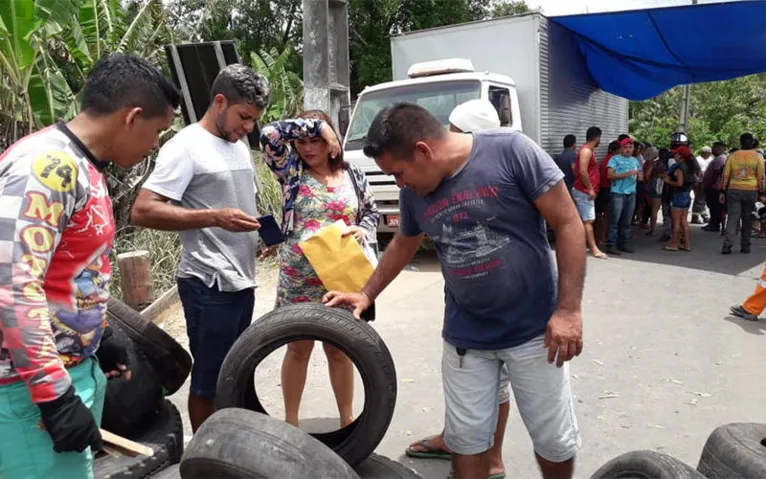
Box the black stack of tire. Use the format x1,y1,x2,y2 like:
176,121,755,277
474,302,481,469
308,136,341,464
177,303,420,478
94,298,192,479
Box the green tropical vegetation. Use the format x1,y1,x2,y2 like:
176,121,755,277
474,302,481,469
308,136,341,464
2,0,765,297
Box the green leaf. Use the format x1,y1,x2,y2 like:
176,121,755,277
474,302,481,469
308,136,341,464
115,0,151,52
0,0,44,72
35,0,83,29
79,0,116,60
28,46,75,126
63,17,92,65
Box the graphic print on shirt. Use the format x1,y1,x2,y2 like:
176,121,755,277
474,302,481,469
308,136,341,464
0,125,114,402
424,185,510,279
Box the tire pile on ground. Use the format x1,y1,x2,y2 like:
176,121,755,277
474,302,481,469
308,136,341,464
175,303,420,478
95,298,192,479
591,423,766,478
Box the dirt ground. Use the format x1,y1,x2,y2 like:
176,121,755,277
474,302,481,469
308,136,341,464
158,226,766,478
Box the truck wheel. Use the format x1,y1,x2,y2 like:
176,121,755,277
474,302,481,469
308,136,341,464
215,303,397,466
354,454,421,478
106,298,191,395
101,324,164,437
95,400,184,478
179,408,360,478
697,423,766,478
590,450,705,478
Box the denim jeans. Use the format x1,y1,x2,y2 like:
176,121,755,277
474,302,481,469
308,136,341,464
177,277,254,397
608,193,636,247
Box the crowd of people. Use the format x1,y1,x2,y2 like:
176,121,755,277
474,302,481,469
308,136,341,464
0,49,587,479
2,48,763,479
558,128,766,258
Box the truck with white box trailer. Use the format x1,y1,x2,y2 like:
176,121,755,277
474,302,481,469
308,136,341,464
342,13,629,234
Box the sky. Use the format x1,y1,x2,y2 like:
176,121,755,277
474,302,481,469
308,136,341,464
525,0,742,16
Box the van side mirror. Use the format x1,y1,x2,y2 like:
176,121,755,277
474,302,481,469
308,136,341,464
338,106,350,138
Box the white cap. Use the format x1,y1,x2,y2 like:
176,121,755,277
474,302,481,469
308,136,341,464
449,99,500,133
701,146,712,153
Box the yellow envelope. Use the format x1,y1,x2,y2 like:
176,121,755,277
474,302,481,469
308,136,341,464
299,220,375,293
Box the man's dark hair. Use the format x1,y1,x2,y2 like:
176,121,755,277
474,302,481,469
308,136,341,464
363,102,446,160
563,134,576,149
586,127,602,142
741,132,755,150
211,64,269,108
81,53,181,118
754,138,760,148
608,140,620,153
712,141,725,151
617,133,631,142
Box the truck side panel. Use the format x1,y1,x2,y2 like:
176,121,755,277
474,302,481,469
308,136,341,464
538,17,628,158
391,15,541,144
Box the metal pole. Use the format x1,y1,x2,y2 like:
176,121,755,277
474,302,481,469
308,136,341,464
679,0,698,133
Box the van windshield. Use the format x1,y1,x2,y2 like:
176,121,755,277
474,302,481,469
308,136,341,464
345,80,481,151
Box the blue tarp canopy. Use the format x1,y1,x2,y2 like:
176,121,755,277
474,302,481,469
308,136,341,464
550,1,766,101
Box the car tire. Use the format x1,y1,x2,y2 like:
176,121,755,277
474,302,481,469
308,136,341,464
697,423,766,478
215,303,397,467
180,408,359,478
95,399,184,479
354,453,422,478
106,297,191,395
101,324,164,437
590,450,705,478
149,464,180,479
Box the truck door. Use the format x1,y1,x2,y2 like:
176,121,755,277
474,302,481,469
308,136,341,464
486,84,521,131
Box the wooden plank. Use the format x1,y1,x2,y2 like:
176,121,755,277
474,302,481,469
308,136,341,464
100,429,154,457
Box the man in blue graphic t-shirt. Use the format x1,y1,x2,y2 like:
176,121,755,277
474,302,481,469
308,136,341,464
324,103,586,479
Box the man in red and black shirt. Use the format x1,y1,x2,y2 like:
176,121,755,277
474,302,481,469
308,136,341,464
0,54,180,477
571,127,606,258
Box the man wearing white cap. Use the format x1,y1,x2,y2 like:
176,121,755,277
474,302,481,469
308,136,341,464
403,99,510,479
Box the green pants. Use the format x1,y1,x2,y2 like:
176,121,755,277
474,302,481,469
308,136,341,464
0,357,106,479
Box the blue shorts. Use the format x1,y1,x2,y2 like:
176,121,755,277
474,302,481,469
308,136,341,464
177,277,254,397
671,191,692,210
572,188,596,222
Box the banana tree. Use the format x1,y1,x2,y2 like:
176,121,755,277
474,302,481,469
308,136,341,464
0,0,80,138
251,46,303,124
61,0,174,88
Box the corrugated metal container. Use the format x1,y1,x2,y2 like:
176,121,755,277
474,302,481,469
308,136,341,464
390,13,628,158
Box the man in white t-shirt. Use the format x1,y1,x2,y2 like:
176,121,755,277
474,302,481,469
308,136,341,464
130,64,269,431
692,146,713,224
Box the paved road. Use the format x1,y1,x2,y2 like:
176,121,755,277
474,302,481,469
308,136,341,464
161,224,766,478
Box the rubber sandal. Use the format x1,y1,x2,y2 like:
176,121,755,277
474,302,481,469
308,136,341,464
680,246,692,252
592,252,608,259
406,438,452,460
663,246,679,251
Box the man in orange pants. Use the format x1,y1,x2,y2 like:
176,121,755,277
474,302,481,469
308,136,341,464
730,266,766,321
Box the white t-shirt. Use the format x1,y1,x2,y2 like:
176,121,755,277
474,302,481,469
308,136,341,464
696,156,710,173
142,123,259,291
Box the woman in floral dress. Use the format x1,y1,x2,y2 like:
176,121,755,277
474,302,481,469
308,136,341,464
259,110,379,428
